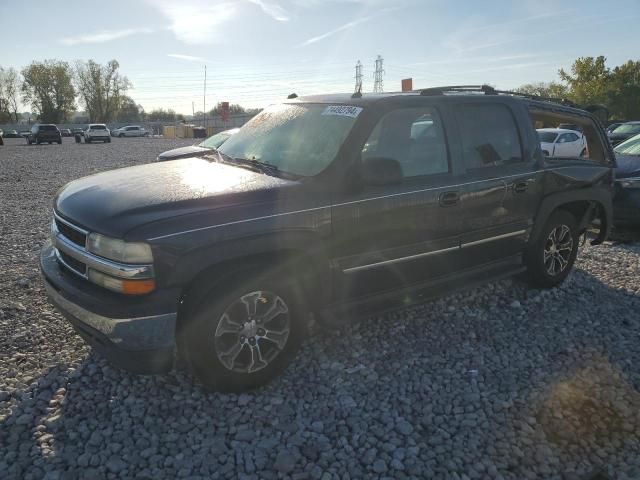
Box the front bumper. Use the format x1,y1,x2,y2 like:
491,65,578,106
613,187,640,227
41,243,178,373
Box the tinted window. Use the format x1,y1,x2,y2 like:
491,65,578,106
91,125,107,130
455,104,522,169
40,125,57,131
537,131,558,143
561,133,579,142
362,107,449,177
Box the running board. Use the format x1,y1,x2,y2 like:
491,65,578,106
318,256,525,327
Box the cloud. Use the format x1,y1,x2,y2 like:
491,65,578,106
152,0,239,45
60,28,153,46
299,15,373,46
167,54,207,62
246,0,289,21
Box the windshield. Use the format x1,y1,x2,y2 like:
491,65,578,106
614,134,640,155
537,131,558,143
200,131,232,149
218,103,360,176
612,124,640,135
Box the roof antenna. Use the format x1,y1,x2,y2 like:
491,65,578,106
287,93,298,99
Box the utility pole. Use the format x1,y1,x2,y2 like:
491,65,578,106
373,55,385,93
192,101,195,119
203,65,207,129
354,60,363,94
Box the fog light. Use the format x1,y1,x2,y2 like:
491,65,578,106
88,269,156,295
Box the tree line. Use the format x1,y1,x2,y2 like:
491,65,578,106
517,56,640,120
0,60,254,125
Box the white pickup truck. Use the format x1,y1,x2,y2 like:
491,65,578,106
84,124,111,143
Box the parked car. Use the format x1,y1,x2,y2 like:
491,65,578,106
157,128,239,161
0,129,3,146
3,129,22,138
84,124,111,143
557,123,583,133
27,124,62,145
608,121,640,146
60,128,72,137
537,128,588,157
111,125,149,137
606,122,623,134
612,133,640,226
41,87,614,391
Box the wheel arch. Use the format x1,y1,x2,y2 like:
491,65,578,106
531,187,612,247
173,233,332,343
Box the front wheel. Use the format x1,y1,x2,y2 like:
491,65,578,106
181,271,306,392
525,210,579,288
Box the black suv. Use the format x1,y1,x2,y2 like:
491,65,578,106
41,86,615,391
28,124,62,145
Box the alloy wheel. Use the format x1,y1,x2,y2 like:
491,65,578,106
543,225,573,276
214,290,290,373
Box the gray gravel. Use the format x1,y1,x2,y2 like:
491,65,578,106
1,136,640,479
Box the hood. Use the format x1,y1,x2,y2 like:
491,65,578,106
157,144,211,161
614,153,640,179
55,158,298,239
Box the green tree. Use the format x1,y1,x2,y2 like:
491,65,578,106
147,108,177,122
75,59,131,122
607,60,640,120
117,96,144,122
515,81,569,100
21,60,76,123
0,67,21,122
558,56,610,105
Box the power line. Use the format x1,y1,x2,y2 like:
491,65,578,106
373,55,385,93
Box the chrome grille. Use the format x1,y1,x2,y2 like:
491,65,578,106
54,215,87,247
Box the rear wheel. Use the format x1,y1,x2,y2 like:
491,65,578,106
181,270,306,392
525,210,579,288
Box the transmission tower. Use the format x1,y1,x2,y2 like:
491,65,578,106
354,60,363,94
373,55,385,93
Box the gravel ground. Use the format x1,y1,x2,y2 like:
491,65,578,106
1,137,640,480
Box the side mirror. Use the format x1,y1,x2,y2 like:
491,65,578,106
361,157,403,186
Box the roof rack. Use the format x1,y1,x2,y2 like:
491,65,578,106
417,84,578,107
419,85,496,96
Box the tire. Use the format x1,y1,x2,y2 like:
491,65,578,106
57,140,62,145
119,133,124,138
85,137,91,143
106,138,111,143
525,210,579,288
181,269,306,392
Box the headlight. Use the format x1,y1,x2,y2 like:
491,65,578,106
618,178,640,189
87,233,153,264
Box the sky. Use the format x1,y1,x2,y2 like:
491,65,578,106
1,0,639,114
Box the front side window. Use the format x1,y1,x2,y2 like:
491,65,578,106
362,107,449,178
218,103,359,177
455,104,523,169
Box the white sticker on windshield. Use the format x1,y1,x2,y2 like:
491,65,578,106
322,105,363,118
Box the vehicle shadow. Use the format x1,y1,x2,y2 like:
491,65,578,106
2,264,639,479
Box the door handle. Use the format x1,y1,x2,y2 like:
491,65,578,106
513,181,528,193
439,191,460,207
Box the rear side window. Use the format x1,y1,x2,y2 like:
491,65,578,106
454,104,523,169
362,107,449,178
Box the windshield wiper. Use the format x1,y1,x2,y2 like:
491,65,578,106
233,157,282,177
